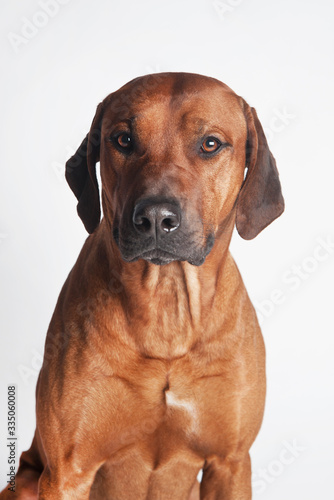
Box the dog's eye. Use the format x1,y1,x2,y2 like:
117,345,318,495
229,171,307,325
201,137,222,154
111,132,133,153
116,132,132,149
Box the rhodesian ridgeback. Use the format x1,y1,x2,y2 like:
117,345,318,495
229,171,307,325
1,72,284,499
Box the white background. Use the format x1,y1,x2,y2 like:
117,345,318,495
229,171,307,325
1,0,333,498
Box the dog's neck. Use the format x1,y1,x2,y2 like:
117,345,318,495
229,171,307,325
95,215,241,358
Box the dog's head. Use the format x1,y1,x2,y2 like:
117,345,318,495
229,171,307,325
66,73,284,266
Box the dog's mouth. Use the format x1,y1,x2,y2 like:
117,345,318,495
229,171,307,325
113,225,215,267
113,227,179,265
117,242,214,267
125,248,178,266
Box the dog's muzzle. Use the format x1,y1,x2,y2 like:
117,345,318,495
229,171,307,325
113,197,214,266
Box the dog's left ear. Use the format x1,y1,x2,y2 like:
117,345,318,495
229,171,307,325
65,102,105,234
236,100,284,240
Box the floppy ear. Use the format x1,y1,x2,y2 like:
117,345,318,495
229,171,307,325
65,102,105,234
236,101,284,240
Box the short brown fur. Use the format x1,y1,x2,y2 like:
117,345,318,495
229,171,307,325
0,73,284,499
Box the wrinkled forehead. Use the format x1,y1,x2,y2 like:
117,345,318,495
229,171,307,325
102,73,246,140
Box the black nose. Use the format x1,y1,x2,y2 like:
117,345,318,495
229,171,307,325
132,200,181,236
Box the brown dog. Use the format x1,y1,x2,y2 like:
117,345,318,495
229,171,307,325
1,72,284,499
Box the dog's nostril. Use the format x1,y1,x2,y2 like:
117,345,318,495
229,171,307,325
134,216,151,233
161,217,179,232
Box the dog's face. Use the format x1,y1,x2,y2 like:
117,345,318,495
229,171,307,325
66,73,284,266
100,74,248,266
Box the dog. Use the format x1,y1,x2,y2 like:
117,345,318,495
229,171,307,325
0,72,284,499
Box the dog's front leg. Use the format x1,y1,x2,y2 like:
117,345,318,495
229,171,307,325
38,465,98,500
35,361,105,499
200,453,252,500
36,395,104,500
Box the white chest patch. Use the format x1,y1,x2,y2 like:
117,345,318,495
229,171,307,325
165,390,198,433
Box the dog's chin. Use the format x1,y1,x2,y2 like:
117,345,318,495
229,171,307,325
121,249,179,266
138,249,177,266
114,232,215,267
119,248,210,267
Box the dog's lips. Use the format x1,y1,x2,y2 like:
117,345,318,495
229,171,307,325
130,248,178,265
114,229,216,266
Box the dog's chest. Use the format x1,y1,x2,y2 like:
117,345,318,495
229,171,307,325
105,368,248,467
164,386,199,434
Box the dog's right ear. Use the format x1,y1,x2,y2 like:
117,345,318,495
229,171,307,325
65,102,105,234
